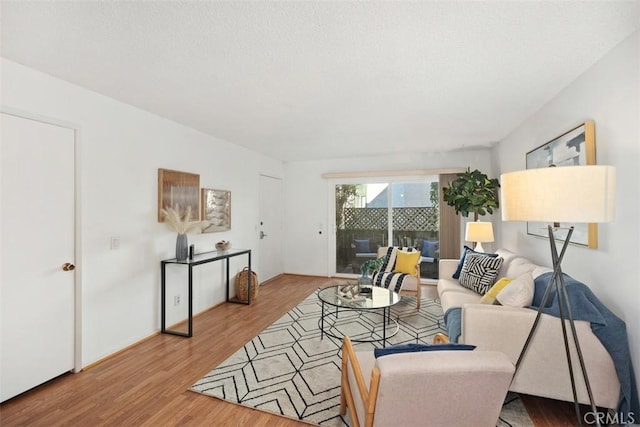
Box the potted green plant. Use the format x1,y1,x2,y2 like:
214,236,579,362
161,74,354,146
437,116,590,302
442,168,500,220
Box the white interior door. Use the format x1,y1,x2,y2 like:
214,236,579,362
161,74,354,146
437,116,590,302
258,175,283,282
1,113,75,402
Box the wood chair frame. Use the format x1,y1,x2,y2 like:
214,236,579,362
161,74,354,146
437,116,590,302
340,336,380,427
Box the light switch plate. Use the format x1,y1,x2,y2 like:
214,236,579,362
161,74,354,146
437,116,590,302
110,236,120,250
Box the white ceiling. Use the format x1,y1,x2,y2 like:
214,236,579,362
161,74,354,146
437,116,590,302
2,1,639,162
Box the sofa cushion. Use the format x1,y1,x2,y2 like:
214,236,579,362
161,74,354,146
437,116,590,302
495,248,537,279
374,342,476,358
453,246,499,279
496,272,534,307
503,258,539,279
440,290,482,314
480,277,513,304
459,253,504,295
438,277,481,296
495,248,520,273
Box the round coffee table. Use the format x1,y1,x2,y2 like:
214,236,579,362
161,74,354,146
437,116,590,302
317,284,400,347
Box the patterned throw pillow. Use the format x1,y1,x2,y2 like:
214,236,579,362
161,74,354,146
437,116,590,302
459,253,504,295
452,245,499,279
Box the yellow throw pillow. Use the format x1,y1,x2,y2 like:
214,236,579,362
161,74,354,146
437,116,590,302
480,277,513,304
394,250,421,274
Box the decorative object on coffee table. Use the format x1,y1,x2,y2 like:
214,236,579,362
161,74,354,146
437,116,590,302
501,164,616,427
337,281,362,300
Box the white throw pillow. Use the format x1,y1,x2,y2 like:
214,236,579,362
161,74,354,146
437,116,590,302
496,272,534,307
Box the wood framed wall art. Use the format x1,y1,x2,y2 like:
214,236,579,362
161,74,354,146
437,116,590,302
525,121,597,248
157,168,200,222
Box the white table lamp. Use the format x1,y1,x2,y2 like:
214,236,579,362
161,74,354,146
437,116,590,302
464,221,494,253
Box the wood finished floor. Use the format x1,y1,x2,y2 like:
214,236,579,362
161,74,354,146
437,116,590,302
0,274,579,426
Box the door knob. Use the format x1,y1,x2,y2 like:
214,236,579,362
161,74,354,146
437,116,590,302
62,263,75,271
260,231,267,239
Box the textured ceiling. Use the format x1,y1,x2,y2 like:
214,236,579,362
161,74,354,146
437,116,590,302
2,1,639,162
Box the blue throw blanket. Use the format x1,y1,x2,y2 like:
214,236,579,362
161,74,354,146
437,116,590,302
532,272,639,419
444,307,462,343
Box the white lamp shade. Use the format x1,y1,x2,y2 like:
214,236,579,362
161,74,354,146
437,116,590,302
465,221,494,243
500,165,615,223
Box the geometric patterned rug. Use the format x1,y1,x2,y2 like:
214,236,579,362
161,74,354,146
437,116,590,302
190,290,533,426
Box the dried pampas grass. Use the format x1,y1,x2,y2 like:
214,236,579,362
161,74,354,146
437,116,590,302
160,206,208,234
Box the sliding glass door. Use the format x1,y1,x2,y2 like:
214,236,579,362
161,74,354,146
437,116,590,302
334,177,440,279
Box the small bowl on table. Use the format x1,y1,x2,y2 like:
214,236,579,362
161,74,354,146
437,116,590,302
215,241,231,251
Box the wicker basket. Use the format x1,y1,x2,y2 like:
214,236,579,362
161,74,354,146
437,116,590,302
235,267,259,302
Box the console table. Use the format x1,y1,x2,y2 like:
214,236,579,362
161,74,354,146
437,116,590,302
160,248,252,337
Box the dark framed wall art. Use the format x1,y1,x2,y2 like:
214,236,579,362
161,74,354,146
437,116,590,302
525,120,597,248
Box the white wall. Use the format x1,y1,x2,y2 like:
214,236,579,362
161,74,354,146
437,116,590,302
1,59,283,367
283,150,494,276
495,32,640,386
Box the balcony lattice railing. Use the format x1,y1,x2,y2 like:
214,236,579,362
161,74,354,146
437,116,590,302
336,207,440,278
341,207,439,231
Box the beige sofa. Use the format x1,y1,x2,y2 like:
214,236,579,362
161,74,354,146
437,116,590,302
437,248,620,410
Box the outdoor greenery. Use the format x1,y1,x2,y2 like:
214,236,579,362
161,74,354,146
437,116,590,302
335,184,359,227
334,182,440,279
442,168,500,220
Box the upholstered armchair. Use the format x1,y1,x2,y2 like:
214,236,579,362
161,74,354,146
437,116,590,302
340,336,515,427
371,246,422,308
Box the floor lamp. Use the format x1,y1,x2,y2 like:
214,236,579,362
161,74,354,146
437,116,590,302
500,165,616,427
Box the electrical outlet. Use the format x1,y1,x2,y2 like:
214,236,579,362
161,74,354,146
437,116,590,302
174,295,180,306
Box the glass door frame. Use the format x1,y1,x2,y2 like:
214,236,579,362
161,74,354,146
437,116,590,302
327,174,439,281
